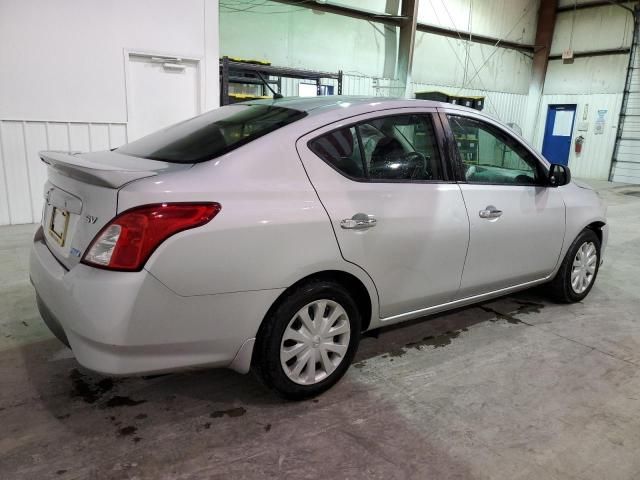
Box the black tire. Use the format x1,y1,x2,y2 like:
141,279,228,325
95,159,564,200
253,280,361,400
548,228,601,303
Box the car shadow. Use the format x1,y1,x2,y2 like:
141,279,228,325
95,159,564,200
14,287,552,435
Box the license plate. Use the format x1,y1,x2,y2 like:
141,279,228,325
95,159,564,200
48,207,70,246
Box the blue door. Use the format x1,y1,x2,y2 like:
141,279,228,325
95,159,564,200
541,104,577,166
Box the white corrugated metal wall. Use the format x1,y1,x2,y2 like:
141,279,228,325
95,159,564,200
0,121,127,226
409,82,529,127
281,74,529,128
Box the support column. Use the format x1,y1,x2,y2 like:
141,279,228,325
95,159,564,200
522,0,557,142
383,0,400,79
396,0,418,97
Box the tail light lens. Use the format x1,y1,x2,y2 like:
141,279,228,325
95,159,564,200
82,203,221,271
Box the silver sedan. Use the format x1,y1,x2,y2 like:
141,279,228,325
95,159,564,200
30,97,607,399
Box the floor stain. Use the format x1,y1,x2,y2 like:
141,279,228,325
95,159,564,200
480,305,523,325
353,361,366,369
70,369,115,404
118,425,137,437
264,423,272,432
134,413,148,420
210,407,246,418
406,328,468,350
133,437,142,443
514,300,545,316
383,327,470,358
622,189,640,197
56,470,67,475
55,413,70,420
103,396,147,408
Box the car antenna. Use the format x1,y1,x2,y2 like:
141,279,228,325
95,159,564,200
255,72,283,100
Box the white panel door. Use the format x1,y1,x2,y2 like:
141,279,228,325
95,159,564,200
126,54,200,142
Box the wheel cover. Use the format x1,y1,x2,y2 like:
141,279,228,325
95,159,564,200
280,299,351,386
571,241,598,294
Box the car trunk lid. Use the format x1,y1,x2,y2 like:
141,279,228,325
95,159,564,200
39,150,191,270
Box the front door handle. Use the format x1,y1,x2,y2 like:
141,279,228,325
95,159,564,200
479,206,503,219
341,213,377,230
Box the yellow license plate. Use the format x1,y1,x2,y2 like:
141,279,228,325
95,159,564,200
48,207,70,247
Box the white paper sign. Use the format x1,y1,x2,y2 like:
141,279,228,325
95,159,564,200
552,110,574,136
594,109,607,135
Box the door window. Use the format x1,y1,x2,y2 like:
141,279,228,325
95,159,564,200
448,115,542,186
309,114,443,181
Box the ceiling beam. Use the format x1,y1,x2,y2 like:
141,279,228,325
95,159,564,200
556,1,633,13
415,23,535,53
270,0,536,53
548,47,631,60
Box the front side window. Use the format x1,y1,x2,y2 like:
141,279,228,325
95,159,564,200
448,115,542,186
118,104,306,163
309,114,443,181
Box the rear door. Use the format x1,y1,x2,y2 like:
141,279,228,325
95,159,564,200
441,109,566,298
296,109,469,319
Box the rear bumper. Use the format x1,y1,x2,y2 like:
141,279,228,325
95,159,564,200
30,227,282,375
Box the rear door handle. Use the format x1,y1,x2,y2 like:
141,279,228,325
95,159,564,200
341,213,377,230
479,206,503,219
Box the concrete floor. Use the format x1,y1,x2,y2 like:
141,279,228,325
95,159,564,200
1,180,640,479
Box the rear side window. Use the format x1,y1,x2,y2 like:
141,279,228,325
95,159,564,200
118,105,306,163
308,127,365,179
309,114,443,181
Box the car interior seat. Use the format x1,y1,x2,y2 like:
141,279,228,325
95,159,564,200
311,128,364,178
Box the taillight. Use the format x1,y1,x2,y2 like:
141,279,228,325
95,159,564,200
82,203,221,271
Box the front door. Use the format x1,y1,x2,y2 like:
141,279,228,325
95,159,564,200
296,110,469,319
541,104,577,166
444,112,566,298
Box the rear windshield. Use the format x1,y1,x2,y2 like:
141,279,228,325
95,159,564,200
117,104,306,163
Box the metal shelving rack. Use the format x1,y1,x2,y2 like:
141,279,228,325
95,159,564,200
220,56,343,105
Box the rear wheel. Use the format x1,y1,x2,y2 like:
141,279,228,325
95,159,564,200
549,229,601,303
253,280,361,400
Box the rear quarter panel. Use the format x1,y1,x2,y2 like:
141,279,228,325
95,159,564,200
117,127,380,321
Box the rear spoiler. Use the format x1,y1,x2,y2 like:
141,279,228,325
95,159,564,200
39,151,164,189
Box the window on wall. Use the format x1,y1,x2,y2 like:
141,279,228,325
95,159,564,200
448,115,542,186
309,114,443,181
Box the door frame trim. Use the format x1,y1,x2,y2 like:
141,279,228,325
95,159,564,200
300,107,455,183
376,274,551,327
438,107,551,184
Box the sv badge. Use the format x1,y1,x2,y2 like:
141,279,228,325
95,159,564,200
85,215,98,224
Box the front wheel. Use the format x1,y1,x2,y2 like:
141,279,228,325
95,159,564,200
253,280,361,400
549,228,601,303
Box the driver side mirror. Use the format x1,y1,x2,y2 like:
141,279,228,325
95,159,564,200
548,163,571,187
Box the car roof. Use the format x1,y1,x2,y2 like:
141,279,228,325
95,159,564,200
245,96,458,116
